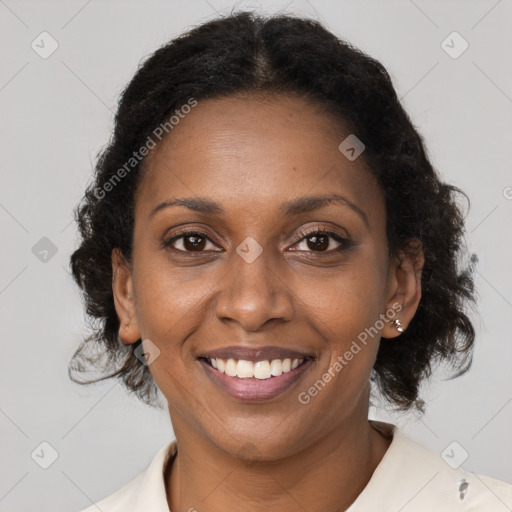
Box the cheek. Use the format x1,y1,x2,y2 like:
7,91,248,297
299,248,387,372
132,248,209,339
318,303,382,384
308,251,387,330
132,262,202,401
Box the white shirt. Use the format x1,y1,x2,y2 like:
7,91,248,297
76,420,512,511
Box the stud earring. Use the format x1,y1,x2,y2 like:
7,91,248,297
392,318,403,333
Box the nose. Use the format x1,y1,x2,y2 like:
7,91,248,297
214,246,294,332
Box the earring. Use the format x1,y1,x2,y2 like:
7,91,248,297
392,318,404,333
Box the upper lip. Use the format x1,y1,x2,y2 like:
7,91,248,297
196,345,315,362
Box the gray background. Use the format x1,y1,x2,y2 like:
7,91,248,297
1,0,511,511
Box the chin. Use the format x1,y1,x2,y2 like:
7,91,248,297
204,417,314,462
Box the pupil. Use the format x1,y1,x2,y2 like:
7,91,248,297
184,236,205,251
308,235,328,251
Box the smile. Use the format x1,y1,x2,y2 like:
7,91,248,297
197,347,316,402
205,357,305,379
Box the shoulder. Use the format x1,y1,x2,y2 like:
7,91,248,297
349,421,512,512
395,429,512,511
73,441,177,512
75,473,145,512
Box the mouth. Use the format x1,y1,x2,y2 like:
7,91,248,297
196,346,316,402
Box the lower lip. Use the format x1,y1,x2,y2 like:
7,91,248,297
199,359,314,402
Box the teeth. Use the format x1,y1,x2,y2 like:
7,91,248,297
206,357,305,379
236,359,254,378
270,359,283,377
254,360,271,379
225,358,237,377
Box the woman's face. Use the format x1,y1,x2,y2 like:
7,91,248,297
114,93,417,459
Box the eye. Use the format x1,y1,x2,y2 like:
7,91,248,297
162,230,221,252
291,227,351,253
162,227,352,254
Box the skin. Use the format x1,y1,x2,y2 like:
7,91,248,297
112,93,424,512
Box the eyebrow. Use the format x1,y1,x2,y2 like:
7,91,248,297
149,193,369,229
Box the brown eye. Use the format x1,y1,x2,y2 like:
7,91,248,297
292,228,351,253
182,235,207,251
303,234,330,251
163,231,220,252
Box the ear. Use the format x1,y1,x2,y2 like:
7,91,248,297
381,239,424,339
112,248,141,345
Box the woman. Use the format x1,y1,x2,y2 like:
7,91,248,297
70,11,512,512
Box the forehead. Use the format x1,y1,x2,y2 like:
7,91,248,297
136,94,384,225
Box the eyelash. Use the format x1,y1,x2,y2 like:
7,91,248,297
294,227,351,253
162,227,352,254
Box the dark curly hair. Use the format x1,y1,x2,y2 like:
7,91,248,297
69,10,477,413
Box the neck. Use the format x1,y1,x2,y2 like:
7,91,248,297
165,414,392,512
